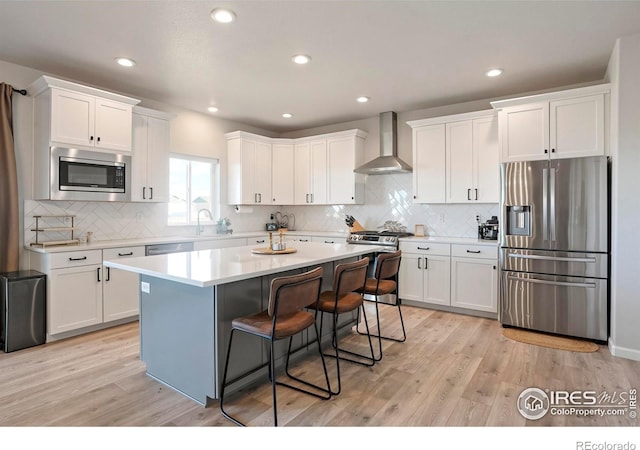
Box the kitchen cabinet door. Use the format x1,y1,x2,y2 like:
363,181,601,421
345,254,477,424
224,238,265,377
50,89,133,152
94,98,134,152
450,257,497,313
499,102,549,162
193,238,248,250
48,264,103,334
398,253,450,306
294,139,327,205
132,111,171,202
102,246,145,322
549,94,605,159
398,254,424,302
423,255,451,306
327,135,364,204
227,136,272,205
294,142,311,205
412,124,446,203
50,89,95,148
446,120,474,203
473,115,500,203
271,143,295,205
310,140,327,204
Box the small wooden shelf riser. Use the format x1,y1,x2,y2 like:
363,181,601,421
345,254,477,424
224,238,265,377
31,215,79,248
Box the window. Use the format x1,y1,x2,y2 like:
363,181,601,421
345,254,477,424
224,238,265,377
168,155,219,225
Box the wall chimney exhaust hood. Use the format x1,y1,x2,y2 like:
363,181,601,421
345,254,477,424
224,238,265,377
354,111,412,174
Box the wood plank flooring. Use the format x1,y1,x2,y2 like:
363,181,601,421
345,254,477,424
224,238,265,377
1,305,639,428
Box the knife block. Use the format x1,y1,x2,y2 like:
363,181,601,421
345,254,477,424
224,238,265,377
349,220,365,232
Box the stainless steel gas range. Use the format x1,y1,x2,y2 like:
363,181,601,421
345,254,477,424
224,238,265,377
346,230,412,252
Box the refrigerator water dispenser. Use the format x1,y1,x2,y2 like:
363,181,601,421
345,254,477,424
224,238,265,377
506,205,530,236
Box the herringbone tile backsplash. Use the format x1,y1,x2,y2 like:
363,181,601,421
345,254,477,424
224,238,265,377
24,174,498,244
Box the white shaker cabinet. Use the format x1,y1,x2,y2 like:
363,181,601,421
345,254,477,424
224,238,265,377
294,139,327,205
31,249,104,337
327,132,366,205
450,244,498,313
29,76,140,153
102,246,145,322
131,107,173,202
271,142,295,205
409,123,446,203
491,84,608,162
408,110,498,204
446,115,499,203
398,242,451,306
226,132,272,205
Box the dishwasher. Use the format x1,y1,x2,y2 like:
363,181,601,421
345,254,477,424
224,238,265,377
145,241,194,256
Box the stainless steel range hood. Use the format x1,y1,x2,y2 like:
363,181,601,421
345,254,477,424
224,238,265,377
354,111,412,174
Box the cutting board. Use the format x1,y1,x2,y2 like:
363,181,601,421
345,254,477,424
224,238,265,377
251,247,297,255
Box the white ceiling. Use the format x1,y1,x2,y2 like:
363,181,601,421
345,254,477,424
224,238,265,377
1,1,640,133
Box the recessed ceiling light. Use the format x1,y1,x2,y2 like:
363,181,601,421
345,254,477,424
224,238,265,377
282,113,293,119
115,57,136,67
210,8,236,23
207,106,219,113
486,68,503,77
356,96,370,103
292,54,311,65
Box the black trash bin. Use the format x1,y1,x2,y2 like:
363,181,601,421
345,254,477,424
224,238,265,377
0,270,46,352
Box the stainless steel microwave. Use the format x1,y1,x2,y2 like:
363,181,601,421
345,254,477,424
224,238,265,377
51,147,131,201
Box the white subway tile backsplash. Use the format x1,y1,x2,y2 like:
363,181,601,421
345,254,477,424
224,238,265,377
24,173,499,244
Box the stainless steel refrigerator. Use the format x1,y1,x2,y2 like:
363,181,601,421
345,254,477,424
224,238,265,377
499,156,609,341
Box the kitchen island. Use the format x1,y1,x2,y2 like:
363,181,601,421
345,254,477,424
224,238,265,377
103,241,379,406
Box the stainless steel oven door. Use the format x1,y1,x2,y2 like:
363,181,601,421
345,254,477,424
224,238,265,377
500,270,608,341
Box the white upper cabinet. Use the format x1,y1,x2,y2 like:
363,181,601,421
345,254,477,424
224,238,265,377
295,139,327,205
408,110,498,204
271,142,295,205
30,76,140,153
226,132,272,205
410,123,446,203
131,106,174,202
228,129,366,206
326,132,366,204
491,84,608,162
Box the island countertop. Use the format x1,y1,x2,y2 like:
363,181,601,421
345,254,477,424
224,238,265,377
103,241,381,288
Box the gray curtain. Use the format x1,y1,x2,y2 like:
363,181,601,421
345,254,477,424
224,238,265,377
0,83,20,273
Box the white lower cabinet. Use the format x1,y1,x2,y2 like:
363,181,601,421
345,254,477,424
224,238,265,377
450,244,498,313
398,241,498,315
32,246,144,339
102,246,145,322
48,262,103,334
398,242,451,306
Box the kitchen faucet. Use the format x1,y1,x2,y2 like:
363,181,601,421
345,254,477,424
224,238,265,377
196,209,213,235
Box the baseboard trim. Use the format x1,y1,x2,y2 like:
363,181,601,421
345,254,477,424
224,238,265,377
608,337,640,361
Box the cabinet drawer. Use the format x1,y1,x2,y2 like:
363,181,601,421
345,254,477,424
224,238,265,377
399,241,450,256
451,244,498,260
49,249,103,269
103,246,146,260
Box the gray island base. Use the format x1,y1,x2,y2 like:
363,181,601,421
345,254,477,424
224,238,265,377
104,241,380,406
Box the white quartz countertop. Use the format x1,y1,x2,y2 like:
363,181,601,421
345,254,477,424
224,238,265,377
103,241,379,288
399,236,499,246
25,230,349,254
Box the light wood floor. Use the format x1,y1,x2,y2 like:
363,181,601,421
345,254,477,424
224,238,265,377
1,304,639,427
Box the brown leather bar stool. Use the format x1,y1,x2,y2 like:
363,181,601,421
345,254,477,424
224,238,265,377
356,250,404,361
310,257,376,395
219,266,330,427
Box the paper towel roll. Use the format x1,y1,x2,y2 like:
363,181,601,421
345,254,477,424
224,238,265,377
234,205,254,214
